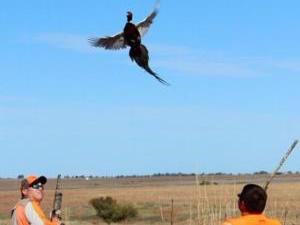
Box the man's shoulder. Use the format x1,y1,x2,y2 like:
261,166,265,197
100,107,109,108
16,199,30,208
221,217,244,225
263,214,281,225
222,215,281,225
265,217,281,225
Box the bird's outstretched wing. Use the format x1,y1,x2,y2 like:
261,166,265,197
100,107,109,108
136,0,159,37
88,32,127,50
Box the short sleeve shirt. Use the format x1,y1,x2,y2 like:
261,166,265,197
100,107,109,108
222,214,281,225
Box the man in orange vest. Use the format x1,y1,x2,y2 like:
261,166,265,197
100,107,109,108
11,175,61,225
222,184,281,225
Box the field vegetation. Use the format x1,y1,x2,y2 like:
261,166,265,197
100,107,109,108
0,174,299,225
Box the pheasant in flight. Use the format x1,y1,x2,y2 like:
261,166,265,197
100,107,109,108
89,1,169,85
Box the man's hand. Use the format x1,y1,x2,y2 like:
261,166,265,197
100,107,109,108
51,209,61,219
52,216,62,225
50,210,64,225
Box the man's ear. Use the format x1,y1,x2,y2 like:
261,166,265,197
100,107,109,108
238,199,247,213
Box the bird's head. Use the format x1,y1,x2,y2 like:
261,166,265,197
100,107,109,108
127,11,133,22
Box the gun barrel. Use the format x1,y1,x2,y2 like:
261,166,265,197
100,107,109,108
53,192,63,211
51,174,63,220
264,140,298,191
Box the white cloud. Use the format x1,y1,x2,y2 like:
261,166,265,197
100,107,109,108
0,96,18,101
272,60,300,73
148,44,197,56
34,32,98,53
147,44,259,77
148,43,300,77
0,95,34,102
155,58,259,77
32,33,300,77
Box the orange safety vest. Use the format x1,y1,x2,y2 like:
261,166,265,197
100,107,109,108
222,214,281,225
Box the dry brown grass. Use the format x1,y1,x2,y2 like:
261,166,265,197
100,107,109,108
1,175,300,225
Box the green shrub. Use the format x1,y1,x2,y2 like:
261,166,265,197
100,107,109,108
89,196,138,224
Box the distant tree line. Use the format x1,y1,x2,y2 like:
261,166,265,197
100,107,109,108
57,171,300,180
8,171,299,180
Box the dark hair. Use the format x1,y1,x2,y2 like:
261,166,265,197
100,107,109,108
20,179,29,199
239,184,267,213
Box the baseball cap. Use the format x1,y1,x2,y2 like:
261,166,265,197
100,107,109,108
21,175,47,190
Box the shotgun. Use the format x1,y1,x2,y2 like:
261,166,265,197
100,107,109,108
51,174,64,223
264,139,298,191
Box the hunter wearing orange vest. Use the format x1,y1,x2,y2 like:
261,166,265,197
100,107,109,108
11,175,61,225
222,184,281,225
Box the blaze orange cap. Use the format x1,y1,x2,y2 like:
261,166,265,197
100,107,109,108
26,175,47,186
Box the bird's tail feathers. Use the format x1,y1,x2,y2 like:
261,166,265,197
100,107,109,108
145,66,170,86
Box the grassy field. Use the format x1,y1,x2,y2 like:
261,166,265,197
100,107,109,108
1,174,299,225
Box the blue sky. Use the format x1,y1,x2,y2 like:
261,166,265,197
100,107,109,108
1,1,299,178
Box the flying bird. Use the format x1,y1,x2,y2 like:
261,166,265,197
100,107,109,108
89,1,169,85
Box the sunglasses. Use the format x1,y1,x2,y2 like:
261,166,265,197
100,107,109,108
30,183,44,190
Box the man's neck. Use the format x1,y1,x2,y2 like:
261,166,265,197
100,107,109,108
241,212,262,216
